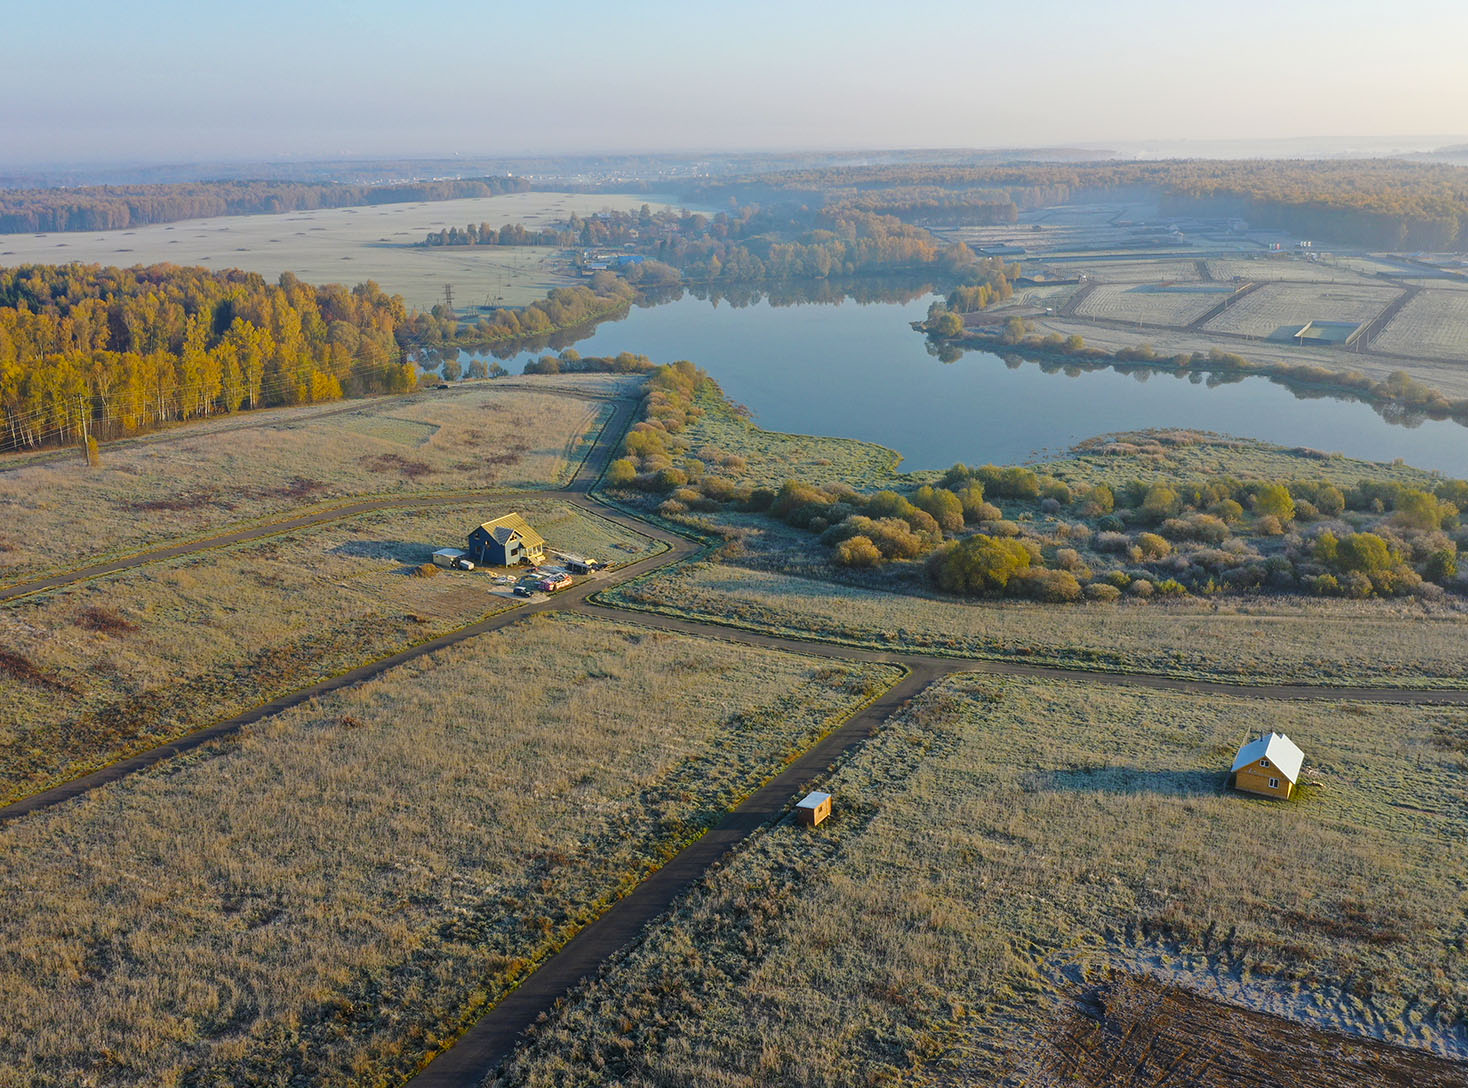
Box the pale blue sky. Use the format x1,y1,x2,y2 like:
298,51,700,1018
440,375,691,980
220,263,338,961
3,0,1465,164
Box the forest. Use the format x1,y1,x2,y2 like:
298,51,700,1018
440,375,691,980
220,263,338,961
0,264,415,450
686,160,1468,248
0,176,530,233
422,204,984,283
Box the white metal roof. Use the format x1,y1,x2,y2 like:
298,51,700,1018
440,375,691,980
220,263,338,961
796,791,831,810
432,548,466,558
1231,732,1304,783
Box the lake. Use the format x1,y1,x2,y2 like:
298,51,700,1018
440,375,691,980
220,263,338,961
461,291,1468,476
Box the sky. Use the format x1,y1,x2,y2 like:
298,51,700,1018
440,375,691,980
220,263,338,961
3,0,1467,166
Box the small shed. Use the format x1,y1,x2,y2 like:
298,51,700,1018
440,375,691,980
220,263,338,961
795,790,832,827
431,548,467,568
468,513,546,567
1230,731,1304,799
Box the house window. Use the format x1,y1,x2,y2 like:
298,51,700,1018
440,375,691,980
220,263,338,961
1259,759,1270,768
1269,778,1280,789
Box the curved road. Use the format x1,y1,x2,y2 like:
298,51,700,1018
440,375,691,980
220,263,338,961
4,384,1467,1086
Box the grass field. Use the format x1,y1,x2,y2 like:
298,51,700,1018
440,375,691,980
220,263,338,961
493,674,1468,1086
0,192,680,310
603,559,1468,687
1073,283,1234,326
1202,283,1401,340
1373,289,1468,358
678,385,903,491
0,379,622,582
0,612,901,1088
0,499,662,802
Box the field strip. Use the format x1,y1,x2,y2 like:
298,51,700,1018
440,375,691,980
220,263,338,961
580,604,1468,702
0,379,627,471
401,662,940,1088
0,396,635,603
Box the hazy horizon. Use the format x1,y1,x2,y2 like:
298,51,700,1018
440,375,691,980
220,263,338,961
4,0,1468,169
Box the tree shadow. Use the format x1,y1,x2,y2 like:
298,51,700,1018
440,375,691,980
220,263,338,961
1025,766,1229,797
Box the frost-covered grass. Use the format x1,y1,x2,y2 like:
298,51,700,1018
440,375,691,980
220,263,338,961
0,499,661,802
603,558,1468,687
1374,289,1468,359
493,674,1468,1086
0,379,623,582
0,613,901,1088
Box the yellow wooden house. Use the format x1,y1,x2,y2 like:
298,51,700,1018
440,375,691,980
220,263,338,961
1230,731,1304,799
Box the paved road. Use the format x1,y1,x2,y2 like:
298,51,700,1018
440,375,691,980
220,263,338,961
5,383,1468,1085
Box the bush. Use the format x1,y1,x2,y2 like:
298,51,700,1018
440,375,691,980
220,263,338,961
1252,483,1295,523
1098,514,1125,532
911,485,965,532
928,534,1032,595
1139,484,1179,523
1127,578,1155,598
834,535,883,567
1424,545,1458,583
1015,567,1083,602
1161,514,1230,544
1135,532,1172,560
1335,532,1395,573
1084,582,1122,603
1080,484,1115,516
1255,514,1285,536
1210,498,1244,523
605,458,638,487
413,563,439,578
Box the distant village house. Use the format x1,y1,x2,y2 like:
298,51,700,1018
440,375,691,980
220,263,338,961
468,513,546,567
1230,731,1304,799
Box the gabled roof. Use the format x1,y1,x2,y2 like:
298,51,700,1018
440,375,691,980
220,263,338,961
1231,732,1304,783
474,513,545,550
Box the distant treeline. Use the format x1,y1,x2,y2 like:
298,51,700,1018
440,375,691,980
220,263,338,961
0,176,531,234
687,160,1468,249
0,264,420,450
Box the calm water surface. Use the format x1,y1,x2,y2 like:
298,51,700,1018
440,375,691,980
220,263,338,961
471,293,1468,476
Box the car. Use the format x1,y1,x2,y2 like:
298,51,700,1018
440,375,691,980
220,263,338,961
513,585,533,597
436,383,450,390
453,557,475,571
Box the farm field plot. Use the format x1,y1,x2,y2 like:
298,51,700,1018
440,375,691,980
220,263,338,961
0,378,620,582
1062,258,1202,282
1072,282,1233,326
604,560,1468,687
1202,282,1401,339
493,674,1467,1086
0,499,661,802
1204,257,1371,283
1372,289,1468,358
0,192,680,310
0,612,900,1088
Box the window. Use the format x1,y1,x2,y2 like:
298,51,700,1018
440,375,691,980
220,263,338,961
1269,778,1280,789
1259,759,1270,768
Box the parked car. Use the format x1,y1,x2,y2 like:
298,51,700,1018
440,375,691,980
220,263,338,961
513,585,533,597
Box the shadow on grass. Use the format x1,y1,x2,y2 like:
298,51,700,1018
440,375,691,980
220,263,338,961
1027,766,1230,797
330,539,443,563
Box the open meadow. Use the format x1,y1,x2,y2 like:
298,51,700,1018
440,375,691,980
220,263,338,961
0,376,629,583
0,192,680,310
0,499,661,802
492,673,1468,1087
0,612,901,1088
